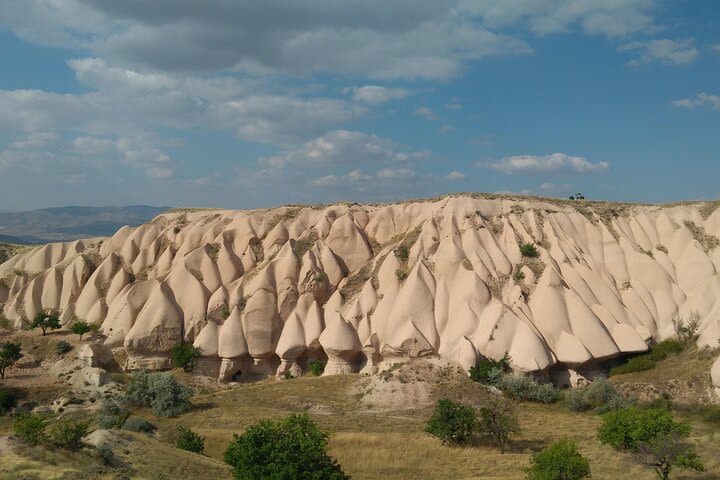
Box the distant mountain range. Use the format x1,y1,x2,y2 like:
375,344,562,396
0,206,170,244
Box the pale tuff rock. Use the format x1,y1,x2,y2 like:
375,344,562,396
712,357,720,396
1,196,720,381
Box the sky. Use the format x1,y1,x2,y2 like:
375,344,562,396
0,0,719,211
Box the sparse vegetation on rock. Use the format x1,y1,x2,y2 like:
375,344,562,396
469,353,512,386
309,360,325,377
609,339,685,377
520,243,539,258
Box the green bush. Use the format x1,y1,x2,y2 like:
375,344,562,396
395,245,410,262
425,398,477,445
597,407,689,451
125,371,191,418
176,426,205,454
526,439,591,480
96,399,130,429
171,342,203,373
565,377,628,413
55,341,73,355
123,416,157,433
498,375,563,403
13,413,48,445
224,413,349,480
50,418,91,451
469,353,511,386
308,360,325,377
70,321,98,340
520,243,539,258
609,340,685,377
0,389,18,415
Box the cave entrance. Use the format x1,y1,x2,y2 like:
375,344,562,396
231,370,242,382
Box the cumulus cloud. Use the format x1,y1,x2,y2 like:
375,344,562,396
446,170,465,180
312,169,416,187
259,130,429,169
618,39,699,67
345,86,414,104
414,106,437,120
481,153,609,174
458,0,657,37
672,93,720,111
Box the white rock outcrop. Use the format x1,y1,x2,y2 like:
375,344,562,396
2,196,720,381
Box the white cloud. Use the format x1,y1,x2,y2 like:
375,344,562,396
712,44,720,54
414,106,437,120
460,0,658,37
11,132,57,149
439,124,456,134
259,130,428,169
618,39,699,67
444,103,462,111
672,93,720,111
345,86,414,104
482,153,609,174
1,0,532,81
447,171,465,180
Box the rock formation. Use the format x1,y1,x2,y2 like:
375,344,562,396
1,195,719,382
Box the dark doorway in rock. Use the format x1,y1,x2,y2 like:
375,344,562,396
231,370,242,382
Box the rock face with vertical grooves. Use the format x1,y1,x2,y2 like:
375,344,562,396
1,195,719,382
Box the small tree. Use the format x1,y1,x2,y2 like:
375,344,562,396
0,389,18,415
171,342,202,373
526,439,591,480
634,431,704,480
70,321,98,340
479,396,520,453
224,413,349,480
176,426,205,454
425,398,477,445
13,413,48,445
0,341,23,379
520,243,539,258
597,407,690,452
30,310,61,336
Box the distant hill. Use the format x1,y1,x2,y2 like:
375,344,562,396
0,205,170,244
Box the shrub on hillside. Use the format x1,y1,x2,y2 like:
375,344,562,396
469,353,512,386
425,398,477,445
50,418,91,451
526,439,591,480
176,426,205,454
0,341,23,379
498,375,563,404
565,377,628,413
70,321,98,340
96,399,130,429
13,413,48,445
123,416,157,433
609,340,685,377
520,243,539,258
55,341,73,355
125,371,192,418
0,389,18,415
224,413,349,480
672,312,701,344
96,442,115,466
171,342,203,373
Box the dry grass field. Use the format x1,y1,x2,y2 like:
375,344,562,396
1,349,719,480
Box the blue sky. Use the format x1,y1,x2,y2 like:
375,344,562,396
0,1,718,210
